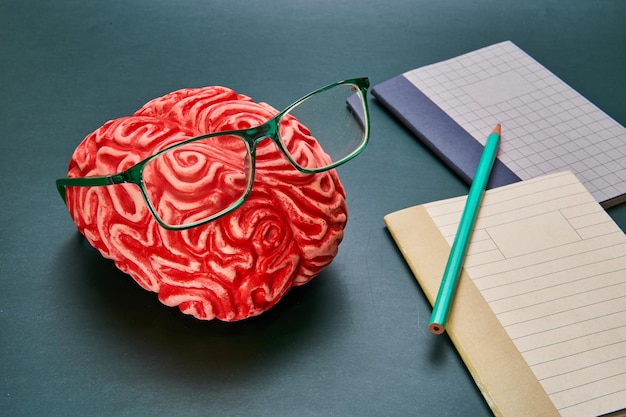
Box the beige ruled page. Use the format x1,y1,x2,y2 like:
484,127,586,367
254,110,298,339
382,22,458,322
424,171,626,417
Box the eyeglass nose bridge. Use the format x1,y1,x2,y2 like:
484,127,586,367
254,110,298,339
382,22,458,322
241,116,281,149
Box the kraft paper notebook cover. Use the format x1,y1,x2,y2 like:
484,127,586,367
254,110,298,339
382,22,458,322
372,41,626,208
384,172,626,417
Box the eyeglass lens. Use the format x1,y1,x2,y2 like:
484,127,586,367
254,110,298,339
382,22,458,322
141,134,251,228
279,83,367,170
141,82,367,228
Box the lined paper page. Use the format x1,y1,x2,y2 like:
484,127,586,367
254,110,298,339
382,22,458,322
404,41,626,206
424,172,626,417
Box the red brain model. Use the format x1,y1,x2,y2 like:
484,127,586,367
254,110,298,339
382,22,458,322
64,86,348,321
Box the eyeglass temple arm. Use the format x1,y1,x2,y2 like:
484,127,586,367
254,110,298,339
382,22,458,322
55,173,126,204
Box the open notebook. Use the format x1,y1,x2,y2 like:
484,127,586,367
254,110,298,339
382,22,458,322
372,41,626,208
385,172,626,417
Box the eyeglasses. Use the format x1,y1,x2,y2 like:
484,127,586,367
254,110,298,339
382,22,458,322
56,77,370,230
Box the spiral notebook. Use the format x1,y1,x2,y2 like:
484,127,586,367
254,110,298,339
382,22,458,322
385,171,626,417
373,41,626,208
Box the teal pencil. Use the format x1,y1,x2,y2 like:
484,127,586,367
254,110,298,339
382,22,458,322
428,124,502,335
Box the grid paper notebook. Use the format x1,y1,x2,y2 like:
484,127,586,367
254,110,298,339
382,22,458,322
384,172,626,417
372,41,626,208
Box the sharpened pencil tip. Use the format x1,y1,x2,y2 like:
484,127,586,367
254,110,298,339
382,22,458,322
492,124,502,136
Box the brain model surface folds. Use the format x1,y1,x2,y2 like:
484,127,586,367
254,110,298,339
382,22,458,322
64,86,348,321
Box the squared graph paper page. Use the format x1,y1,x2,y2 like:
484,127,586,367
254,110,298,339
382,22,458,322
424,172,626,417
403,41,626,206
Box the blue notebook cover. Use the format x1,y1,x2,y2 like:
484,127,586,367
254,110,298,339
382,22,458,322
371,41,626,208
372,74,520,189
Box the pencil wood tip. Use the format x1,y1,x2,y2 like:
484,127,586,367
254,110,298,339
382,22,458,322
492,124,502,136
429,323,445,335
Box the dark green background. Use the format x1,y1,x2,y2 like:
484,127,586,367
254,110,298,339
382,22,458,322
2,1,625,416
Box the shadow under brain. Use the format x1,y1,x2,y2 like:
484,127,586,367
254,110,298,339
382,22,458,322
53,232,346,382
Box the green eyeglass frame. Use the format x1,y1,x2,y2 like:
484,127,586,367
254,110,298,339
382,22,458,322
56,77,370,230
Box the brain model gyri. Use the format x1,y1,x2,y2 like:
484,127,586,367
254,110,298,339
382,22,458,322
64,86,348,321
